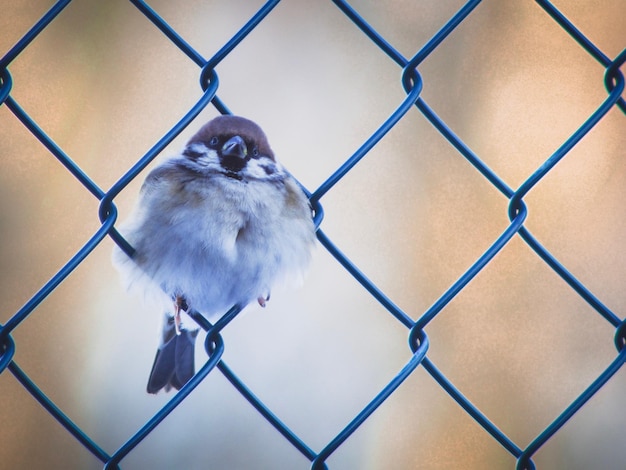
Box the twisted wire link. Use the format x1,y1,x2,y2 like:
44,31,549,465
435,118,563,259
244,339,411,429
0,0,624,468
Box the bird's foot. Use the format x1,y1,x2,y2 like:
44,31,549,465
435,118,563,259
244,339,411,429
173,295,188,335
257,293,270,308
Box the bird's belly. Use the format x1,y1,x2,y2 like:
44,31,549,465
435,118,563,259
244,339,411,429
138,211,274,317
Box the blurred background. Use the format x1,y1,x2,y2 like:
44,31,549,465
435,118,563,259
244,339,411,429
1,0,625,468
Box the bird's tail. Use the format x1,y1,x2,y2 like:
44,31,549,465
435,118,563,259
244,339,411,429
146,313,199,394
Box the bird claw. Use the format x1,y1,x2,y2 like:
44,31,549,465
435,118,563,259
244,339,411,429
257,293,270,308
174,295,188,335
174,313,181,336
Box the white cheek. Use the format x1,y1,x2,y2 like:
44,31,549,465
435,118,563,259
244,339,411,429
245,159,282,179
186,142,209,154
196,151,220,168
183,143,220,169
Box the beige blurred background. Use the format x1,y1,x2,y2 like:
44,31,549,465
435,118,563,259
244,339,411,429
1,0,625,469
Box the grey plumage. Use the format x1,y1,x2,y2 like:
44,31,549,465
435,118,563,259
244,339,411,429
113,116,316,393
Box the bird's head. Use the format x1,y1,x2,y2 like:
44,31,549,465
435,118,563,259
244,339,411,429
183,115,280,181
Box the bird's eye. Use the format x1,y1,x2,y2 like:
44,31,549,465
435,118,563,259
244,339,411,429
209,136,219,147
251,146,259,158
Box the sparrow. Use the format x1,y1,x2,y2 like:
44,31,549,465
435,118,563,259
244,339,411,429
112,115,316,393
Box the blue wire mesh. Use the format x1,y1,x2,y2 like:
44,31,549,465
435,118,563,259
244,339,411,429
1,1,624,469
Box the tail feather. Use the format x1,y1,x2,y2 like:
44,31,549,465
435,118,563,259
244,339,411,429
147,315,199,394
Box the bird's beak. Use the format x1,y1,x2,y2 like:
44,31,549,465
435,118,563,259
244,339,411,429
221,135,247,159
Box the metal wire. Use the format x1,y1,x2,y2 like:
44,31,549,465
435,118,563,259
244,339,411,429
1,0,624,468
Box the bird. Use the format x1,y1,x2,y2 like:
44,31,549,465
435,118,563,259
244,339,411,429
112,115,316,393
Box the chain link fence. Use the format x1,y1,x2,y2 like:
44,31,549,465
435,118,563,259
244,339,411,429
1,0,625,468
